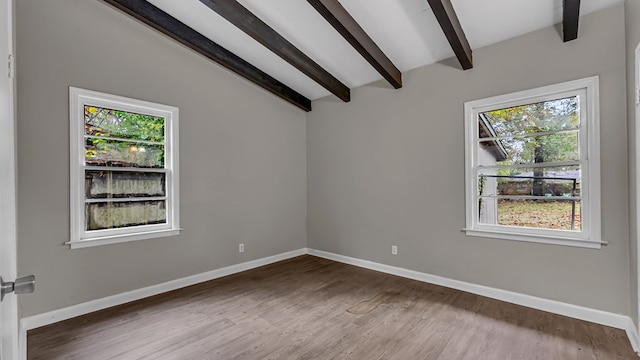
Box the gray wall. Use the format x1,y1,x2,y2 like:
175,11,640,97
16,0,307,316
626,0,640,326
308,4,630,315
15,0,635,320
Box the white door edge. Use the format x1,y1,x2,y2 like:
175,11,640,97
0,0,17,359
636,41,640,347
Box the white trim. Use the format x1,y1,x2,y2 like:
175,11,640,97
307,249,638,353
20,248,307,330
464,229,602,249
18,327,25,360
66,229,182,249
18,247,639,356
1,0,18,359
68,87,181,249
463,76,601,248
626,316,640,355
631,43,640,352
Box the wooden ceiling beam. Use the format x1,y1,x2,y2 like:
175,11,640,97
103,0,312,112
199,0,350,102
426,0,473,70
307,0,402,89
563,0,580,42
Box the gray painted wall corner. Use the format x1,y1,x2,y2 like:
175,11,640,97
626,0,640,327
307,3,630,316
15,0,307,316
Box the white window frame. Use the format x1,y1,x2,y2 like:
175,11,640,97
463,76,601,249
68,87,180,249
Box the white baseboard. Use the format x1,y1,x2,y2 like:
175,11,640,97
19,247,640,357
20,248,307,331
626,317,640,355
307,248,640,354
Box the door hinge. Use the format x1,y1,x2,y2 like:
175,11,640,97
7,54,13,78
637,87,640,106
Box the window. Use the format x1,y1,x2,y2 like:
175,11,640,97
464,77,601,248
69,87,180,249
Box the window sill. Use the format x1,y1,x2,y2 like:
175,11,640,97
463,228,603,249
66,228,182,249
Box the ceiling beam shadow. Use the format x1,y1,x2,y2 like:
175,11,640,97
199,0,350,102
103,0,312,112
563,0,580,42
427,0,473,70
307,0,402,89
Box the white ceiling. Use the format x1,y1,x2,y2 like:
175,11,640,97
147,0,623,101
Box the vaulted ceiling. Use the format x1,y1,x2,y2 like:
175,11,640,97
106,0,623,111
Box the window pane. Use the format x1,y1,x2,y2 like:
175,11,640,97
84,105,164,142
85,138,164,168
85,170,165,199
85,200,167,231
480,96,579,138
487,199,581,231
478,131,579,166
465,77,600,246
478,166,581,197
478,165,582,231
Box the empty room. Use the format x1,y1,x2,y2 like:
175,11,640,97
2,0,640,359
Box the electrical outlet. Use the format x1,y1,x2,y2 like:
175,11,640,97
239,243,245,253
391,245,398,255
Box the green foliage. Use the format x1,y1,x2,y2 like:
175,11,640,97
84,106,166,167
483,97,579,179
84,106,165,142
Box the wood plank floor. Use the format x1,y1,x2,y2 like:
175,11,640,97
28,255,637,359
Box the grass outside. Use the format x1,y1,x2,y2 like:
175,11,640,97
497,199,581,230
